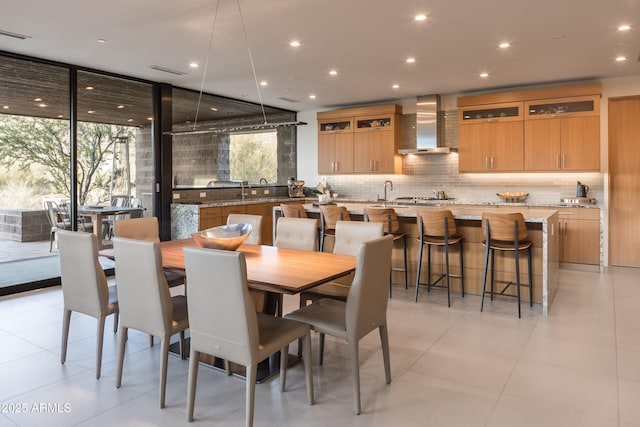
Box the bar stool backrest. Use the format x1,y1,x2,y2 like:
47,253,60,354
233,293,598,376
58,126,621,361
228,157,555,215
481,212,528,242
320,205,351,231
280,204,308,218
364,207,400,234
420,210,457,237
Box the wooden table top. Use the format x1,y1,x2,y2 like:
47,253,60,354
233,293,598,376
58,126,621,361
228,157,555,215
160,239,356,295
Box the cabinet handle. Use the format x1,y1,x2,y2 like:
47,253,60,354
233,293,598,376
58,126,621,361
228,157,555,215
373,160,378,171
491,157,494,169
556,155,560,169
485,157,489,169
335,161,340,171
562,155,566,169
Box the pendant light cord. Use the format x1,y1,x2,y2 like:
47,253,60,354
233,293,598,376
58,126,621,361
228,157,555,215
193,0,220,130
236,0,268,125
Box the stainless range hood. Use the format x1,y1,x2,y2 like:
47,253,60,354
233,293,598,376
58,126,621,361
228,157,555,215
398,94,454,154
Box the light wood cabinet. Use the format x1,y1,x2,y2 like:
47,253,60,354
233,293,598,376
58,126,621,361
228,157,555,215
524,96,600,171
199,207,223,230
557,208,600,265
246,202,275,245
458,120,524,172
317,104,401,175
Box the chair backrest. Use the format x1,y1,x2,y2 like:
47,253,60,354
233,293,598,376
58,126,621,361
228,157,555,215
183,248,258,366
280,204,308,218
419,210,458,237
111,195,131,207
320,205,351,231
114,216,160,242
112,237,172,336
333,221,384,256
44,200,70,228
364,207,400,234
481,211,528,242
275,217,318,251
57,229,109,316
227,213,263,245
346,235,394,340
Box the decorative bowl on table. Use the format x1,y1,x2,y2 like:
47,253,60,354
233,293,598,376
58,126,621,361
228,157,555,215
192,223,253,251
497,192,529,203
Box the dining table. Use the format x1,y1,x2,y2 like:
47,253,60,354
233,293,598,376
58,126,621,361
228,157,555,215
77,205,144,249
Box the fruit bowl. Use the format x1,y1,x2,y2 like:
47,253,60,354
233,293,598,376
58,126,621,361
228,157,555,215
497,192,529,203
192,223,252,251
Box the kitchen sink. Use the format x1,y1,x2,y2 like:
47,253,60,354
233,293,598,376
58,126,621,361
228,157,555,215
368,204,409,208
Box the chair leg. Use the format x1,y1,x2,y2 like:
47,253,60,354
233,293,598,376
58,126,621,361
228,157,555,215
490,249,495,301
279,345,289,392
186,347,199,422
112,312,119,333
426,244,432,293
149,335,154,347
180,330,186,360
246,363,257,427
528,246,533,307
96,315,106,379
319,333,325,365
515,249,521,319
415,242,424,302
379,324,391,385
403,235,408,290
50,230,55,252
116,327,128,388
224,360,232,376
480,243,490,313
159,337,170,408
61,309,72,364
302,333,315,405
348,340,361,415
444,241,451,308
459,240,465,297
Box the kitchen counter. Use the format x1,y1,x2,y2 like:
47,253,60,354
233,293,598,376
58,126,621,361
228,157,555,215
274,202,560,315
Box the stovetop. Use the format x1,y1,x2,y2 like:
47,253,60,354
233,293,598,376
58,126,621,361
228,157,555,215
393,196,455,205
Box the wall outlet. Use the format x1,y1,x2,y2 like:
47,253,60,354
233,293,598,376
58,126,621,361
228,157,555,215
263,189,270,195
173,193,180,199
251,190,257,195
199,192,206,198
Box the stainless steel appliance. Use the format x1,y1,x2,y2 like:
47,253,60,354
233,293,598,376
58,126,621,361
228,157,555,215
393,196,454,205
287,178,305,198
577,181,590,198
560,197,597,206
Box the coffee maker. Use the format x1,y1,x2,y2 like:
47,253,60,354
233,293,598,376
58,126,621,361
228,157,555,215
287,177,305,198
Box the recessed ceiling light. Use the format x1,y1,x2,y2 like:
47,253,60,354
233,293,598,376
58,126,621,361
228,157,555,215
290,40,301,47
97,38,107,43
309,94,316,99
57,115,64,118
38,103,47,108
615,56,627,61
85,86,94,90
414,14,427,21
189,62,199,68
260,81,268,86
406,57,416,63
210,107,218,111
2,105,9,109
480,72,489,78
499,42,510,48
392,84,400,89
116,105,125,109
33,98,42,102
329,70,338,76
127,118,134,122
87,110,95,114
147,117,153,121
618,25,631,31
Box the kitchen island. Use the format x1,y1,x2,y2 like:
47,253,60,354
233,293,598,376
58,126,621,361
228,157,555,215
275,202,560,315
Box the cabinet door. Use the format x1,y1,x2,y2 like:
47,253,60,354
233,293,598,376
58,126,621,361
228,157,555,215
524,119,561,171
199,207,223,230
318,133,336,174
560,116,600,171
333,133,354,173
491,121,524,171
353,132,373,173
370,130,396,173
245,203,273,245
458,123,492,172
561,219,600,264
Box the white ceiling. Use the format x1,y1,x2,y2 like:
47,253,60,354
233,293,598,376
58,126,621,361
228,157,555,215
1,0,639,112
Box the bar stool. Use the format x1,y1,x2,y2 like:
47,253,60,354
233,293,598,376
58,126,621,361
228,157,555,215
319,205,351,252
480,212,533,318
363,207,408,297
280,203,308,218
415,210,464,306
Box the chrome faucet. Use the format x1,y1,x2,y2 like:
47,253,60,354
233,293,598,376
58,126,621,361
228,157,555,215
240,180,250,201
383,180,393,207
259,177,268,186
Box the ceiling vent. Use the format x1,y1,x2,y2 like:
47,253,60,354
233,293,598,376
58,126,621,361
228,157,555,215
148,65,187,76
0,29,31,40
278,97,300,103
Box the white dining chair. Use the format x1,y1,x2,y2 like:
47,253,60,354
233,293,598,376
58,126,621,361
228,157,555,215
183,247,314,426
57,229,118,379
274,217,319,251
112,237,189,408
227,213,263,245
285,235,393,415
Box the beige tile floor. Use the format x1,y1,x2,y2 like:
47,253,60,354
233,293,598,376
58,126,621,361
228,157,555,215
1,266,639,426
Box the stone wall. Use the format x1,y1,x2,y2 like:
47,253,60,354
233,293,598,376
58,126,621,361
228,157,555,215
0,209,50,242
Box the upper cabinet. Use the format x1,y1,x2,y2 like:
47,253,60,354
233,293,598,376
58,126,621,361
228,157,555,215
318,104,402,175
457,84,601,173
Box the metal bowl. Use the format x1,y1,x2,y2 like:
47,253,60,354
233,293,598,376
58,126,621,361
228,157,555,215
192,223,253,251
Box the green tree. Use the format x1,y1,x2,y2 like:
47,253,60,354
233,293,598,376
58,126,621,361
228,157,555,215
230,131,277,184
0,115,133,204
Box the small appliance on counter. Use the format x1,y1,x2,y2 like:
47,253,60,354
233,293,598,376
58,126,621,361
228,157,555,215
559,196,597,206
576,181,590,198
287,177,305,198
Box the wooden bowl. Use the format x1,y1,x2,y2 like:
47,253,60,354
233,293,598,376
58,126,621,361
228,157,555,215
192,223,252,251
